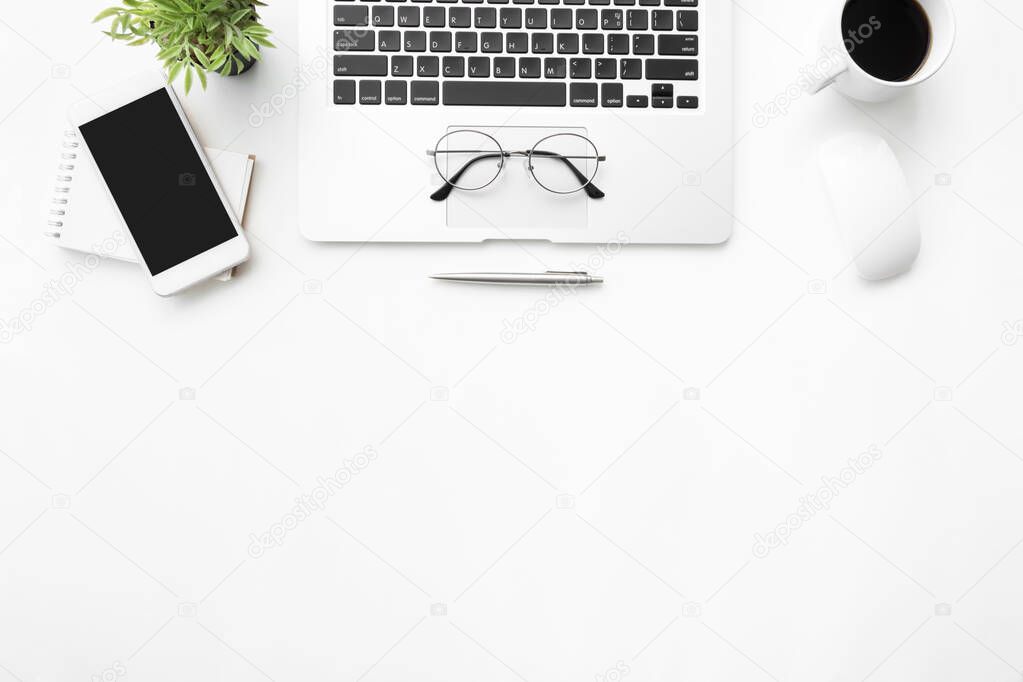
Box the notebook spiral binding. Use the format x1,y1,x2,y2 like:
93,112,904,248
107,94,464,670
45,131,80,239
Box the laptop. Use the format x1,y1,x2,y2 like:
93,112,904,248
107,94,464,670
297,0,733,244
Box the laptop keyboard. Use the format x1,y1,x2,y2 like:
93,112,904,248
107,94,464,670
331,0,701,108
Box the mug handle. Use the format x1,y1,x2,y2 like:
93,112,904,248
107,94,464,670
805,62,849,95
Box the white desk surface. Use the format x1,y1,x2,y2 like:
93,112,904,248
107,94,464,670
2,1,1023,680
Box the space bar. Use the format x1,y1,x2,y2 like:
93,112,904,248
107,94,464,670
443,82,566,107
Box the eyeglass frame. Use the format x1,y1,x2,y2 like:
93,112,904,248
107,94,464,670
427,130,607,201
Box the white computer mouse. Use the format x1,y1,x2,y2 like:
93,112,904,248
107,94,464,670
818,132,921,280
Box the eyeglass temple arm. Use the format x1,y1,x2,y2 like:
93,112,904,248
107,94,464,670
430,152,505,202
429,151,606,202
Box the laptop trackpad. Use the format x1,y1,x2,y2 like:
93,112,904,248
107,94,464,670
444,125,590,232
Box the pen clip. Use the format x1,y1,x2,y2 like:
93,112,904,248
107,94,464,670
545,270,590,276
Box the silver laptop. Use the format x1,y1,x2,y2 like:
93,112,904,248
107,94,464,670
297,0,733,244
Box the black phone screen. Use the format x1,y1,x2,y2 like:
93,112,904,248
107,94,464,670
79,89,238,275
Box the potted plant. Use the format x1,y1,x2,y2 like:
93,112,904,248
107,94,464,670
95,0,275,93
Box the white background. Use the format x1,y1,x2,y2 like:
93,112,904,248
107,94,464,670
2,1,1023,681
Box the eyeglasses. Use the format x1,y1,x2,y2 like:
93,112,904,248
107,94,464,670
427,130,607,202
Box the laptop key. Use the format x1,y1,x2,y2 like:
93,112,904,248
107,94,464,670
378,30,401,50
475,7,498,26
576,9,598,28
651,9,672,29
371,6,395,24
423,6,446,25
620,57,642,78
626,9,648,29
449,6,471,25
335,54,388,75
506,32,529,52
334,6,369,25
570,82,598,106
632,33,653,55
657,34,697,55
500,7,522,27
405,31,427,51
455,32,478,51
417,55,440,75
569,57,592,78
411,80,440,104
442,56,465,76
494,56,516,77
600,9,623,29
608,33,629,54
481,32,504,51
532,32,554,53
594,57,616,78
385,80,408,104
652,96,672,108
391,55,414,75
544,57,567,78
335,29,375,51
677,95,698,108
557,33,580,53
601,82,623,106
519,57,541,77
430,31,453,51
652,82,672,97
582,32,603,53
468,56,491,77
552,9,574,28
443,81,567,105
645,58,697,80
525,8,547,28
397,6,420,24
360,80,382,104
676,9,697,30
334,79,356,104
626,94,648,107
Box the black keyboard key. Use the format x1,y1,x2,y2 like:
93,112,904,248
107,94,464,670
525,8,547,27
449,6,471,25
494,56,516,77
620,57,642,78
379,30,401,50
335,29,376,51
626,94,648,107
564,0,584,5
676,9,697,30
601,82,623,106
677,95,698,108
444,81,566,105
468,56,491,76
398,6,420,24
443,56,465,76
424,6,446,25
544,57,567,77
569,57,592,78
405,31,427,51
481,32,503,51
600,9,623,29
475,7,498,26
334,79,356,104
652,96,672,108
360,80,382,104
391,54,414,75
576,9,598,28
651,9,672,29
519,56,541,77
639,0,659,5
570,82,598,106
651,82,672,96
456,32,478,51
614,0,636,5
372,6,395,24
532,32,554,53
589,0,610,5
430,30,452,51
657,34,697,55
506,32,528,52
645,58,697,80
608,33,629,54
594,58,616,78
335,54,388,75
557,33,579,53
334,5,369,25
500,7,522,27
385,80,407,104
411,80,440,104
582,32,603,53
633,33,653,54
626,9,647,29
551,8,573,28
417,55,440,75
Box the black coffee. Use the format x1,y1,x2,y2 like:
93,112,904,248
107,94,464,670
842,0,931,82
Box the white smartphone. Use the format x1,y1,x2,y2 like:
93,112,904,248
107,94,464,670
68,72,250,296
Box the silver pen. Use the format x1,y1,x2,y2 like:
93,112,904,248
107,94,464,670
430,270,604,286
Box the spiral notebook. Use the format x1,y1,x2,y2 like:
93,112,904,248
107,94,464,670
45,130,255,281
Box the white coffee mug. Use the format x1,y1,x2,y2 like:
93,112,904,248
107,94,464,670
807,0,956,102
